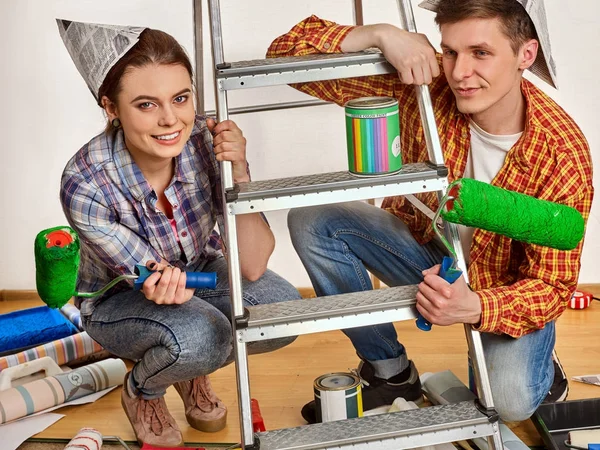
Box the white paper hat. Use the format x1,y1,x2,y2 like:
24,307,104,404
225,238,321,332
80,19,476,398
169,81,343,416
418,0,558,88
56,19,147,100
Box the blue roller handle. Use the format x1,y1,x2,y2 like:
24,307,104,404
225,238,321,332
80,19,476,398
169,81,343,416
133,264,217,290
416,256,463,331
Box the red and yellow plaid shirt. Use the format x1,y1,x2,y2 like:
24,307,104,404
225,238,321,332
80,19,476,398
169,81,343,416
267,16,594,338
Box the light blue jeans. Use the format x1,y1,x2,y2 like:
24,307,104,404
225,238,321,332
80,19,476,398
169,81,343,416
82,256,301,399
288,201,555,421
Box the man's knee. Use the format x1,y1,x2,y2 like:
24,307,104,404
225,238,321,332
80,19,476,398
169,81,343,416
491,382,542,422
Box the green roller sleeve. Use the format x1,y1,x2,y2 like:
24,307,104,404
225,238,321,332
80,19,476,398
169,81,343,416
34,226,80,308
441,179,585,251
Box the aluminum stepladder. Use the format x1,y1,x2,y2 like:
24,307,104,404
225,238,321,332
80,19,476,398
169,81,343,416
204,1,505,449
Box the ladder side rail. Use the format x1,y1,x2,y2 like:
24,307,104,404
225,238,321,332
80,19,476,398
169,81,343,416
353,0,364,26
193,0,205,114
396,0,446,168
394,2,502,447
207,0,255,447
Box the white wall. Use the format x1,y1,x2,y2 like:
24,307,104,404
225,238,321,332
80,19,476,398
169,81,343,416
1,0,598,290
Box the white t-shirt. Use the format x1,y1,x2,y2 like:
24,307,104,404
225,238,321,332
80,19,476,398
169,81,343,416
458,121,522,263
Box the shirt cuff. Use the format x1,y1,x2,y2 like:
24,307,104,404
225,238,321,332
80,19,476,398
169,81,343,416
306,23,356,53
473,289,503,334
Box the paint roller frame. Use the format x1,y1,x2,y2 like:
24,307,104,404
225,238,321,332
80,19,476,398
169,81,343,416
416,178,586,331
35,226,218,309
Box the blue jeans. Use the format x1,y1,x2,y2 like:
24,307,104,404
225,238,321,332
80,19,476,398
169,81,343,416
82,256,301,399
288,201,555,421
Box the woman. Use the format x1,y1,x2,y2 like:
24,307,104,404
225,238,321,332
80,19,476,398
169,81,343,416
58,22,300,447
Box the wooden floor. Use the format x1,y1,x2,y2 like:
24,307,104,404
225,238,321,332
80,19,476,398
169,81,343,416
2,286,600,446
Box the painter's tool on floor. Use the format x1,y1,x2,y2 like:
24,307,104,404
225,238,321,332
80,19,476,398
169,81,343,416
421,370,531,450
569,290,596,310
415,178,585,331
313,372,363,423
0,358,126,424
566,430,600,450
64,427,133,449
35,226,218,308
252,398,266,432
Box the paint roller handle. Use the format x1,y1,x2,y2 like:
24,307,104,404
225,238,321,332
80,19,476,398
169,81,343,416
415,256,463,331
133,264,217,290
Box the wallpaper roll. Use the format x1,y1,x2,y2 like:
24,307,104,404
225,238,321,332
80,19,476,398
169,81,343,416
0,332,104,371
64,427,103,450
60,304,84,330
0,358,126,424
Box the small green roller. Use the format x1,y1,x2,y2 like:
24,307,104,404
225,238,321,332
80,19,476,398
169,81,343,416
34,226,80,308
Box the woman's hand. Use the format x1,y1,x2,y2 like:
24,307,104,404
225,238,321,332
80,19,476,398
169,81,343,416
207,118,249,183
141,260,194,305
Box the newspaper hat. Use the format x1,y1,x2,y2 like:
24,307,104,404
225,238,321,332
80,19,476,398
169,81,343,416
56,19,147,101
418,0,558,88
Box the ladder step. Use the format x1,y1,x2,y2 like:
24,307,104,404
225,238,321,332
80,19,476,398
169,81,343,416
238,286,418,343
216,50,395,90
228,162,446,215
255,401,496,450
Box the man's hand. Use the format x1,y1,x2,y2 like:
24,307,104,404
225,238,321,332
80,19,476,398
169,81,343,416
142,260,194,305
416,264,482,326
342,24,440,85
207,118,249,183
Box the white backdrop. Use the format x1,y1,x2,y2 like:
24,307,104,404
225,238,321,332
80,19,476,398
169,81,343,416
1,0,598,290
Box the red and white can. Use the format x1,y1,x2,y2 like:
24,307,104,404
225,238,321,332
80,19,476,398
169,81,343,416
569,290,592,310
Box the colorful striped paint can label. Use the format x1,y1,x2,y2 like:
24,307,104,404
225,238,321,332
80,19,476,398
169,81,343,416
314,372,363,423
345,97,402,176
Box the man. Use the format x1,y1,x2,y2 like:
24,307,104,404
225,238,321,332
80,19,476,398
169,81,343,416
267,0,593,422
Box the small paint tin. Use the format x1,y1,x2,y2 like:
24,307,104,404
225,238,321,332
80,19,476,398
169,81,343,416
345,97,402,176
314,372,363,423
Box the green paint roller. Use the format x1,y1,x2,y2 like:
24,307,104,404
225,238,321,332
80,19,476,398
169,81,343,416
35,226,218,309
415,178,585,331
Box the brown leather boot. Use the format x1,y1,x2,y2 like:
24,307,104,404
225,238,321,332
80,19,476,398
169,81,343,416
121,373,183,447
174,375,227,432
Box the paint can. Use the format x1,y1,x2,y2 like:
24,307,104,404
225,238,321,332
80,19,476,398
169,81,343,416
314,372,363,423
345,97,402,176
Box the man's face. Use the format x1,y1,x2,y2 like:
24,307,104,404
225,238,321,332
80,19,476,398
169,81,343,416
440,18,533,117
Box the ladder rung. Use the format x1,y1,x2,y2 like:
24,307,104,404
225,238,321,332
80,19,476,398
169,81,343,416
228,162,446,215
255,401,496,450
216,50,396,90
238,286,418,342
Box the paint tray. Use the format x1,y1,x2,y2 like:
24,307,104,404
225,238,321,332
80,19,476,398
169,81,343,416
0,306,78,354
532,398,600,450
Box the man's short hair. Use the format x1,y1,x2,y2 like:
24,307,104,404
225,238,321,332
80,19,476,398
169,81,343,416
434,0,538,54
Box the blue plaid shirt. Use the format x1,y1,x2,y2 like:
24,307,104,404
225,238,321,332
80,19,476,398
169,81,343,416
61,115,225,314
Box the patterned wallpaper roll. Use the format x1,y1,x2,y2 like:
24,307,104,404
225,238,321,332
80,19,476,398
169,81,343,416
0,332,104,371
0,358,126,424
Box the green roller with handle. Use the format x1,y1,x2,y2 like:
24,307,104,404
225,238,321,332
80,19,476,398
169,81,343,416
415,178,585,331
35,226,218,309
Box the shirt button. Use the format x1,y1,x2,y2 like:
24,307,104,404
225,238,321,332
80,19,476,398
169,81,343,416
323,42,331,49
173,204,178,209
181,231,188,237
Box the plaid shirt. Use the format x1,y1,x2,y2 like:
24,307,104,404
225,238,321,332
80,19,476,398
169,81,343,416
61,115,225,313
267,16,594,338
